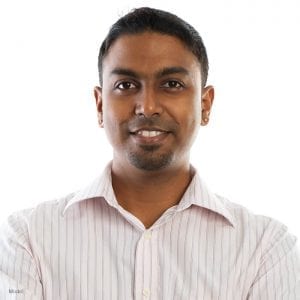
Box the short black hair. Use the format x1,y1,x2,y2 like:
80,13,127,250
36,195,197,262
98,7,209,88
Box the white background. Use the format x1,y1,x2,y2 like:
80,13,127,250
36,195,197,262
0,0,299,238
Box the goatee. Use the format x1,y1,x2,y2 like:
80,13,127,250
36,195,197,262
127,148,173,171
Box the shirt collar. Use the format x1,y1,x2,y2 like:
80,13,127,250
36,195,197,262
63,162,235,227
63,162,117,214
176,171,235,227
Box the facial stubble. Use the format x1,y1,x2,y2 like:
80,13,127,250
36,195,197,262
127,144,174,171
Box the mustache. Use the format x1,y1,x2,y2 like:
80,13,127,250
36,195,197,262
126,116,179,133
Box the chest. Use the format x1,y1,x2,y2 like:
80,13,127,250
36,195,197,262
31,207,260,299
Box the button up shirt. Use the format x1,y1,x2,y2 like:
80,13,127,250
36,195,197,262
1,163,299,299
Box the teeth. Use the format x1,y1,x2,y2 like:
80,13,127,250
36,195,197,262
137,130,163,137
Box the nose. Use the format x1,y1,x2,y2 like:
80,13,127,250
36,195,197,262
134,88,163,117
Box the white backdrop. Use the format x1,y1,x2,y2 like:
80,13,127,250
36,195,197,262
0,0,299,238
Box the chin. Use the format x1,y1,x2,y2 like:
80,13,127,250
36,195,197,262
127,151,174,171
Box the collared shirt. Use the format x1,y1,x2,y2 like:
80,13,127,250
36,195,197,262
0,163,299,300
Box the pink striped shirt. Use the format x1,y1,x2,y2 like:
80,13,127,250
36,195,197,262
1,163,299,299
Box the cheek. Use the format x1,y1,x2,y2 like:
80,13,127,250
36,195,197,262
102,103,119,138
177,104,201,147
102,101,130,143
179,102,201,129
190,99,202,127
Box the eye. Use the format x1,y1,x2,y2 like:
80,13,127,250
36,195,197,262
161,80,184,89
115,81,137,90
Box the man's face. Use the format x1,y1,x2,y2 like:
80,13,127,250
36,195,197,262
95,32,214,172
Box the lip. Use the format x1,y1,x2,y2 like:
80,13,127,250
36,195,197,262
129,128,170,145
129,127,169,134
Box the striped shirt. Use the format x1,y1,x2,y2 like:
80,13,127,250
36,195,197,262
0,163,299,299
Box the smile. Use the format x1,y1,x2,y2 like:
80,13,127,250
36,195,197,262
130,128,170,144
136,130,165,137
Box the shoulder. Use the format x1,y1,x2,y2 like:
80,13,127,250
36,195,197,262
0,192,76,237
217,194,298,256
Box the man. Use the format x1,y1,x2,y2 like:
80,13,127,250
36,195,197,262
0,7,299,300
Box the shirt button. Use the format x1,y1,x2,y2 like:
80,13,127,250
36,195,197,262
142,288,150,297
144,232,152,240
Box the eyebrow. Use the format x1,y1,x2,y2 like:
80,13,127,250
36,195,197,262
110,66,190,79
156,66,190,77
110,68,139,78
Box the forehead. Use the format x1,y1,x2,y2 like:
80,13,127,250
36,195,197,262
102,32,201,78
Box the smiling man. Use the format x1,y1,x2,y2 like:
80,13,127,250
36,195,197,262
94,30,214,229
1,7,299,300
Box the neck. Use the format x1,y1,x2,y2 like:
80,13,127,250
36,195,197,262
111,159,194,228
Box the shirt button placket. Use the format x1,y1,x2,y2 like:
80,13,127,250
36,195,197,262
142,288,150,298
134,230,153,299
144,231,152,240
143,231,151,299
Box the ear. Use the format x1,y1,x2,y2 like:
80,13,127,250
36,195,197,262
94,86,104,128
200,85,215,126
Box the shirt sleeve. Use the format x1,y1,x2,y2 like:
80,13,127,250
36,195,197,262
247,221,300,299
0,211,43,300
